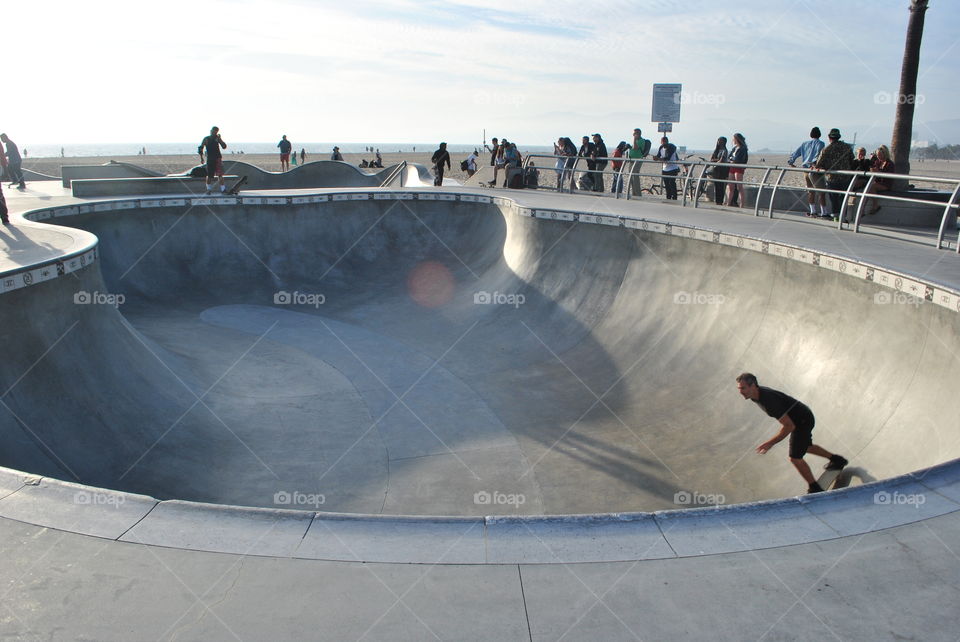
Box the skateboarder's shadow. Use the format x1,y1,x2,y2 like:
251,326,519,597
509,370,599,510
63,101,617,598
833,467,876,489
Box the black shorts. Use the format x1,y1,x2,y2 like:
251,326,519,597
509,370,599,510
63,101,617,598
789,423,814,459
206,157,223,177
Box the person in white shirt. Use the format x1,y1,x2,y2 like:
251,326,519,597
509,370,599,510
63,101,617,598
652,136,680,200
465,150,479,177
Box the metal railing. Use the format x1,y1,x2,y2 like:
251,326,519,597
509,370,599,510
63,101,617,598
518,153,960,252
379,161,408,188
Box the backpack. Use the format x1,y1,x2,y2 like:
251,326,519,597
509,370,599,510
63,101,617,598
460,159,469,171
640,138,652,157
524,167,539,188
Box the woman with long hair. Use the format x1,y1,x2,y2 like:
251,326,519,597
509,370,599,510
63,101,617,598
710,136,729,205
725,133,748,207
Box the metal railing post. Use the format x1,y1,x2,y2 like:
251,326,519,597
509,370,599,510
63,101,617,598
753,167,772,216
836,175,860,230
851,174,876,233
691,163,708,208
936,182,960,250
766,168,787,218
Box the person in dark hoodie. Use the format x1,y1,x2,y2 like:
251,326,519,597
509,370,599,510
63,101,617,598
591,133,608,192
431,142,451,186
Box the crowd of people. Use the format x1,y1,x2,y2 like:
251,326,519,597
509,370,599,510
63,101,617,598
472,126,898,221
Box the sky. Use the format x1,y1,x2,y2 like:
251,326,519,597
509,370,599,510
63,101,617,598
7,0,960,150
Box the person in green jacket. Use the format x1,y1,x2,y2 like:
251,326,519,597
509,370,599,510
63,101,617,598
627,128,651,197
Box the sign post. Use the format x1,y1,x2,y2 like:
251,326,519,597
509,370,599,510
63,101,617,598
652,83,682,130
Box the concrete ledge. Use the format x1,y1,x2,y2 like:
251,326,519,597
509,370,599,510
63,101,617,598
0,466,38,500
0,477,156,540
71,175,239,197
120,500,313,557
296,514,486,564
485,513,675,563
654,498,838,556
61,163,162,187
800,471,960,537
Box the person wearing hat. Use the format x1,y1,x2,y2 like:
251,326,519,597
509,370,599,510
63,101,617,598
431,142,451,187
812,128,854,220
330,146,343,161
788,127,827,217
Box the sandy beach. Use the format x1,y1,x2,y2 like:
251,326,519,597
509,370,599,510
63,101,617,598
16,150,960,192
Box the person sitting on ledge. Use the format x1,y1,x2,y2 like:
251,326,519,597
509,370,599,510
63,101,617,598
864,144,895,215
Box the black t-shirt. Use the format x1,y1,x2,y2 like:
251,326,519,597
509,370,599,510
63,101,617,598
752,386,814,429
199,135,225,161
594,141,608,168
579,142,597,170
278,139,292,154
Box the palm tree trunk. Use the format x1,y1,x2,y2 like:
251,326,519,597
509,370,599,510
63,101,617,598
890,0,928,187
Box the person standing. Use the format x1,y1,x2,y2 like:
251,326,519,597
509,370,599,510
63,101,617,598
709,137,730,205
725,133,748,207
591,133,608,192
787,127,826,217
197,126,227,194
610,141,628,194
277,135,293,171
736,373,847,494
0,183,9,225
812,128,854,220
627,128,651,197
300,148,306,164
486,138,504,187
330,146,344,161
464,149,479,177
577,136,597,191
431,142,451,186
1,134,25,190
652,136,680,200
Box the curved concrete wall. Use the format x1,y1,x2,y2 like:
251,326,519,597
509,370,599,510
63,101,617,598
1,190,958,562
3,192,958,512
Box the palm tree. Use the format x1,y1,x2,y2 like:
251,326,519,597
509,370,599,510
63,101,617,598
890,0,928,186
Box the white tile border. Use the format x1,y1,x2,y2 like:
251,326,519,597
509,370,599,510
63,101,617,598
6,189,960,310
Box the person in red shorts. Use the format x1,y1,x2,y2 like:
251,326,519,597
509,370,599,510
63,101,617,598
198,126,227,193
277,135,292,172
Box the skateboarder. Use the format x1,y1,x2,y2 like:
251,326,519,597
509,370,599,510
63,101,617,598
736,373,847,493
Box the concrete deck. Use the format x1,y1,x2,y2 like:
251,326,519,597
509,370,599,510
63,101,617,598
1,179,959,640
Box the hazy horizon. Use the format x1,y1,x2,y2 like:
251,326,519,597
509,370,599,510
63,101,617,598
10,1,960,152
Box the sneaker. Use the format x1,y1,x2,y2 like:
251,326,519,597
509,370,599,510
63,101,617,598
807,482,825,494
825,455,848,471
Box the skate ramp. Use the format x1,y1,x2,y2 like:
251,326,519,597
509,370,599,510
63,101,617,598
1,197,958,516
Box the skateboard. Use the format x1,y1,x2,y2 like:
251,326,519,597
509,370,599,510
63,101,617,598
227,175,248,195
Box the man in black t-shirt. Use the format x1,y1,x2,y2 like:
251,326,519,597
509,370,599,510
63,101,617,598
736,372,847,493
198,126,227,193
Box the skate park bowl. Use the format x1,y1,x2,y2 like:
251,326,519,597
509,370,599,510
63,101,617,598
1,190,959,563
